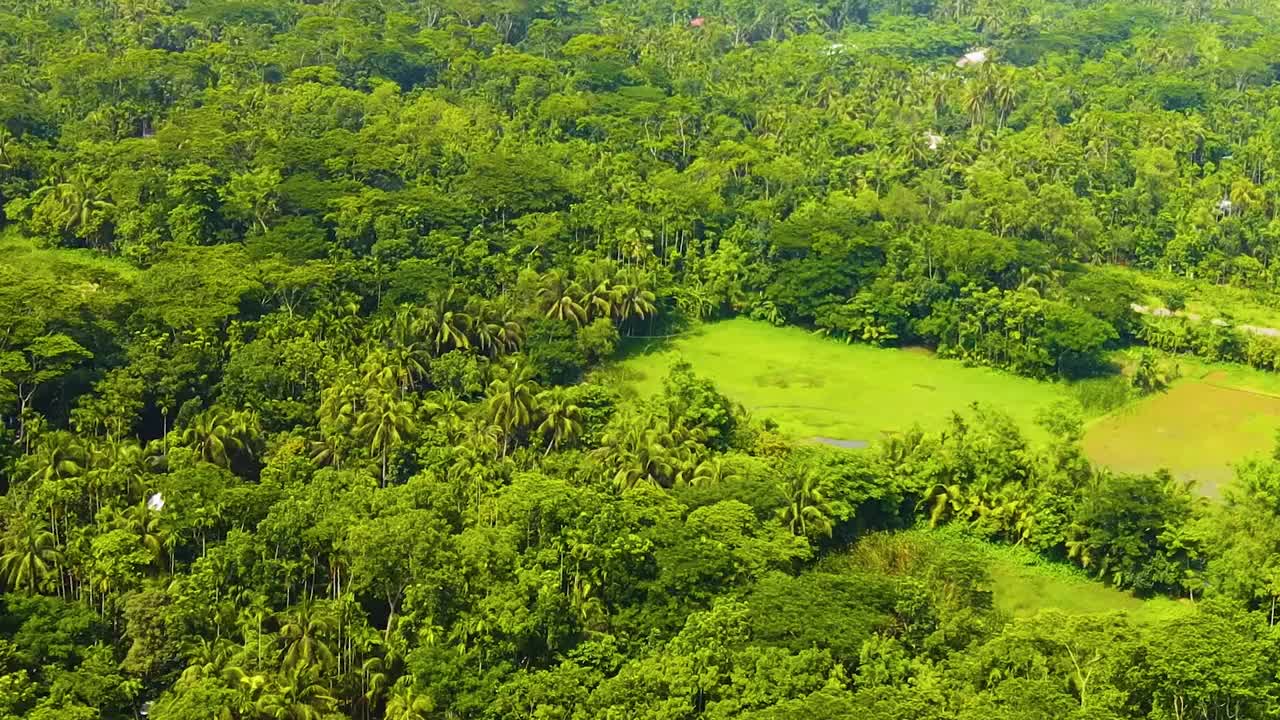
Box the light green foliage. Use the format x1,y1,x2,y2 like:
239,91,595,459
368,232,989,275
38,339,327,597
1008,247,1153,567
1083,369,1280,496
612,318,1075,443
3,0,1280,718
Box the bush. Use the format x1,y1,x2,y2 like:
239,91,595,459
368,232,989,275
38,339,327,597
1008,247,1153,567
1131,351,1172,395
1069,375,1131,413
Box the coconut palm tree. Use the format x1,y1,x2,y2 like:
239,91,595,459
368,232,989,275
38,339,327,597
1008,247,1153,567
30,171,116,248
612,280,658,328
687,456,742,487
544,285,588,326
358,655,394,718
254,665,336,720
466,300,502,358
354,386,416,487
484,363,540,456
279,601,336,673
779,469,834,538
23,432,86,490
582,278,617,321
108,500,168,571
962,80,987,128
1131,351,1170,394
597,421,679,490
180,408,254,468
492,309,525,356
415,290,471,354
178,636,236,685
385,682,434,720
0,518,62,594
535,388,583,455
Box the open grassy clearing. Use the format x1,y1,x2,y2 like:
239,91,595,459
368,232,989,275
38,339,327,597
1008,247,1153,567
0,229,141,282
1083,353,1280,497
607,318,1280,497
1094,264,1280,330
979,540,1188,620
841,528,1187,620
607,318,1072,444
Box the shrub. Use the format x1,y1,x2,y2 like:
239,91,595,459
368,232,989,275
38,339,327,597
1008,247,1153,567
1069,375,1131,413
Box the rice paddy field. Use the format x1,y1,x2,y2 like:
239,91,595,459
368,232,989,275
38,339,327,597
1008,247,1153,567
1082,368,1280,497
608,318,1280,497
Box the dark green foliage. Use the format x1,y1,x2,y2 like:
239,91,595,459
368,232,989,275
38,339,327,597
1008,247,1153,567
2,0,1280,717
1067,471,1197,593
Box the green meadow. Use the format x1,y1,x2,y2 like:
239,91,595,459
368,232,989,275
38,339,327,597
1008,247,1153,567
1083,356,1280,496
608,318,1071,444
1096,264,1280,330
609,318,1280,496
981,540,1188,620
839,529,1187,621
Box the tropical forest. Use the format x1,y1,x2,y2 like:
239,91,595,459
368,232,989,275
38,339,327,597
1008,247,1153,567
8,0,1280,717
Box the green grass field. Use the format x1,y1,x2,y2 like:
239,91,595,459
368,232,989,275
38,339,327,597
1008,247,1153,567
607,318,1280,496
843,528,1187,620
982,541,1188,620
607,318,1072,444
0,229,141,281
1082,355,1280,496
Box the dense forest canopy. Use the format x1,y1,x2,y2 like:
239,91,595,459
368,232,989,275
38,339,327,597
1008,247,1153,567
5,0,1280,718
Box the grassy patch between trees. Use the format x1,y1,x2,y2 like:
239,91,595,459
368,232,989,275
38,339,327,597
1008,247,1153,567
844,528,1190,620
1083,356,1280,497
609,318,1072,443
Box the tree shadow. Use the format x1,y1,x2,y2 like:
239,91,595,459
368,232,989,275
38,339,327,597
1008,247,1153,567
611,323,703,363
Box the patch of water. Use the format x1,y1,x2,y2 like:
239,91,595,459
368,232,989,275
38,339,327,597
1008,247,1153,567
813,437,869,449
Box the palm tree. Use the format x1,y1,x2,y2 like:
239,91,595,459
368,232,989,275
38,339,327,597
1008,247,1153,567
359,656,392,718
278,601,336,673
535,388,583,455
778,469,834,538
597,422,678,490
236,596,273,670
467,300,501,358
962,80,987,127
178,637,235,685
415,290,471,354
255,665,337,720
354,386,416,487
467,301,525,358
687,456,741,487
582,278,617,321
385,345,431,394
484,364,540,456
24,432,85,488
0,518,62,594
180,409,250,468
492,309,525,356
537,269,588,326
226,666,270,713
385,682,434,720
1131,351,1170,394
30,171,116,248
314,377,360,469
544,285,588,326
110,500,167,570
612,281,658,329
